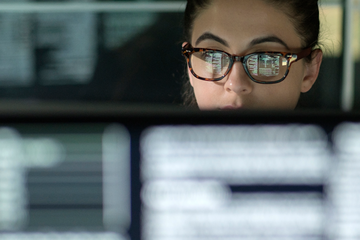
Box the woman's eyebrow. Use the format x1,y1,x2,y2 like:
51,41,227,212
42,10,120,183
195,32,229,47
249,36,290,49
195,33,289,49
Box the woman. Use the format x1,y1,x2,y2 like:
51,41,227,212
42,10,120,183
182,0,323,110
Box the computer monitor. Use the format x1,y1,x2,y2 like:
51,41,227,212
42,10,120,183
0,108,359,240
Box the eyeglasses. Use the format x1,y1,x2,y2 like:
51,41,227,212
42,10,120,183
182,43,312,84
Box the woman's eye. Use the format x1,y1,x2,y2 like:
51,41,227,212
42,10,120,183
207,53,222,69
200,52,215,61
203,52,221,63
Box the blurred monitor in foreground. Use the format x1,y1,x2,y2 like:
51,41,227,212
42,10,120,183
0,111,359,240
0,124,130,240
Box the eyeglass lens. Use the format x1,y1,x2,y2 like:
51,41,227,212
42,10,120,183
190,51,290,82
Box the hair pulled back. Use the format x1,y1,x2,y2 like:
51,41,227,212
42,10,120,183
182,0,321,107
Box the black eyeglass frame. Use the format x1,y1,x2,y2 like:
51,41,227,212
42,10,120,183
182,43,312,84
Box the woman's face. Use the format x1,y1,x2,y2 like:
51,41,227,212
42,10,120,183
186,0,322,110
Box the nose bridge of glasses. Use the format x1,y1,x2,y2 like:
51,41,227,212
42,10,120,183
232,55,244,63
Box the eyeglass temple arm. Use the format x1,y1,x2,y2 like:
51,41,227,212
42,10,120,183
294,47,312,61
182,43,192,53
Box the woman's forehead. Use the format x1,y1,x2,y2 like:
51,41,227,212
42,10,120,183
191,0,302,51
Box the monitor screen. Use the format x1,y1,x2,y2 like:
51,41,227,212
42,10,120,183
0,109,359,240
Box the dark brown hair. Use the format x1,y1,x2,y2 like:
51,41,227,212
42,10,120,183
181,0,321,107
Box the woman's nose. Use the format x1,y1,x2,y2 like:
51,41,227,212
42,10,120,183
224,62,253,94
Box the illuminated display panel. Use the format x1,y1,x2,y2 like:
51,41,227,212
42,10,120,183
140,122,360,240
141,125,328,240
0,124,130,240
0,111,359,240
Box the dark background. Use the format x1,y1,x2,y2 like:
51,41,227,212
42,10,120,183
0,0,357,110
